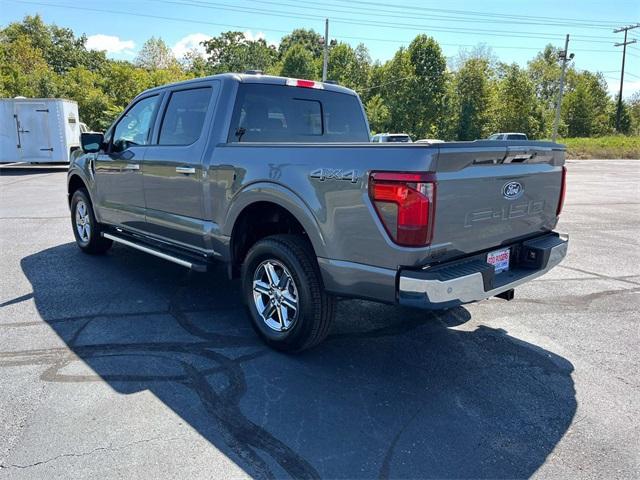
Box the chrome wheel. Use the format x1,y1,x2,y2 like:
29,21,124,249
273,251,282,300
252,259,299,332
75,199,91,243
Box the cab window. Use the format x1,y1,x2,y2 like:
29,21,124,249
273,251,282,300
111,95,159,153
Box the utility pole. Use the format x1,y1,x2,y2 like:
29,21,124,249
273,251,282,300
614,24,639,131
322,18,329,82
552,34,572,143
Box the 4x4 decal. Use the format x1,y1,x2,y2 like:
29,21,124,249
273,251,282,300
310,168,359,183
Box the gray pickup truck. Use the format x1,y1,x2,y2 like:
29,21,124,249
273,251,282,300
68,73,568,351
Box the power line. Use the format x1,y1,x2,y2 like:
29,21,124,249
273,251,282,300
5,0,625,56
236,0,618,30
328,0,631,27
334,33,619,54
146,0,618,44
9,0,294,34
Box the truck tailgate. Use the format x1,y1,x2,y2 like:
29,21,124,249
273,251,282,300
431,143,564,258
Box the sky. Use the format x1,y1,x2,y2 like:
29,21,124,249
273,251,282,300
2,0,640,98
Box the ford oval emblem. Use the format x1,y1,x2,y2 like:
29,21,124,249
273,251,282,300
502,181,524,200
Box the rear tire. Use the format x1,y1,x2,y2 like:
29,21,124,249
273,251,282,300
242,234,335,352
70,188,112,254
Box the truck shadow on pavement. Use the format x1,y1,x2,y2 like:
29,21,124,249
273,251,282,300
11,242,577,479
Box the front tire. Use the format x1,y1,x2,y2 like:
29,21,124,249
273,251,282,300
242,234,335,352
70,188,112,254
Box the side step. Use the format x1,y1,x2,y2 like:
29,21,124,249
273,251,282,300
102,232,208,272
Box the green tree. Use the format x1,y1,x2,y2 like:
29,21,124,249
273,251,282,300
135,37,178,70
562,72,614,137
101,61,150,115
628,91,640,136
0,33,60,97
280,44,317,79
202,31,277,74
326,42,370,92
527,45,567,136
528,45,564,108
612,95,632,134
583,71,613,135
495,63,540,137
365,94,390,132
455,57,494,140
377,35,448,139
375,48,415,135
62,67,112,130
181,49,208,77
563,79,593,137
1,15,106,74
278,29,324,59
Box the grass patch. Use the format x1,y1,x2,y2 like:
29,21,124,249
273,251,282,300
558,136,640,159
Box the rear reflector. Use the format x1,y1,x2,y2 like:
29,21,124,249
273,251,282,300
556,166,567,216
369,172,436,247
285,78,324,89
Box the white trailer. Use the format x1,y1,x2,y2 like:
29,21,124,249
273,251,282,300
0,98,83,164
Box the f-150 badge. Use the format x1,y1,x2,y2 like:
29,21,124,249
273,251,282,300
310,168,359,183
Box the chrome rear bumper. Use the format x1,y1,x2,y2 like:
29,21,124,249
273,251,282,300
398,233,568,309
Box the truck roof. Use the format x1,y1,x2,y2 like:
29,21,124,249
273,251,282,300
138,73,359,99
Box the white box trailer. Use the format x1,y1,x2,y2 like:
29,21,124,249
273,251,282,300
0,98,83,164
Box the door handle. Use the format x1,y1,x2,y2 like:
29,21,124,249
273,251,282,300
176,166,196,174
124,163,140,171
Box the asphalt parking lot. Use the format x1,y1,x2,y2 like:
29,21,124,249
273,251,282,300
0,160,638,479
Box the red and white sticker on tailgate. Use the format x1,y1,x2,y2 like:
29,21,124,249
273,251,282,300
487,247,510,273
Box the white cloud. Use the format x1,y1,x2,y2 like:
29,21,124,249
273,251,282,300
244,30,279,49
172,33,212,59
243,30,265,42
606,79,640,100
86,34,135,56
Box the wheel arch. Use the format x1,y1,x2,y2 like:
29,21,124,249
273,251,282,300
67,173,88,204
225,184,328,272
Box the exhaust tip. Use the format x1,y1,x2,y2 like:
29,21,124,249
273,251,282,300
495,289,515,301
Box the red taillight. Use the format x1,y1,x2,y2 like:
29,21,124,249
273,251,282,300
285,78,324,89
556,166,567,216
369,172,436,247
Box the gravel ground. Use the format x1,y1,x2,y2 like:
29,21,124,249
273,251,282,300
0,160,638,479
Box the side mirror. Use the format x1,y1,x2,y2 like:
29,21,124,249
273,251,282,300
81,132,104,153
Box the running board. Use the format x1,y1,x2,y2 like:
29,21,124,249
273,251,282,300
102,232,207,272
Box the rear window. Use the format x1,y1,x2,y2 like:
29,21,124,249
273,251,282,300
507,134,527,140
228,83,369,143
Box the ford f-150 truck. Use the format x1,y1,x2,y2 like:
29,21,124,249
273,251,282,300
68,73,568,351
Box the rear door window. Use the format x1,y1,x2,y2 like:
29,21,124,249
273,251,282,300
228,83,369,143
159,87,212,145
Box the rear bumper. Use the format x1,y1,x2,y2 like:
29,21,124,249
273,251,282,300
398,232,568,309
